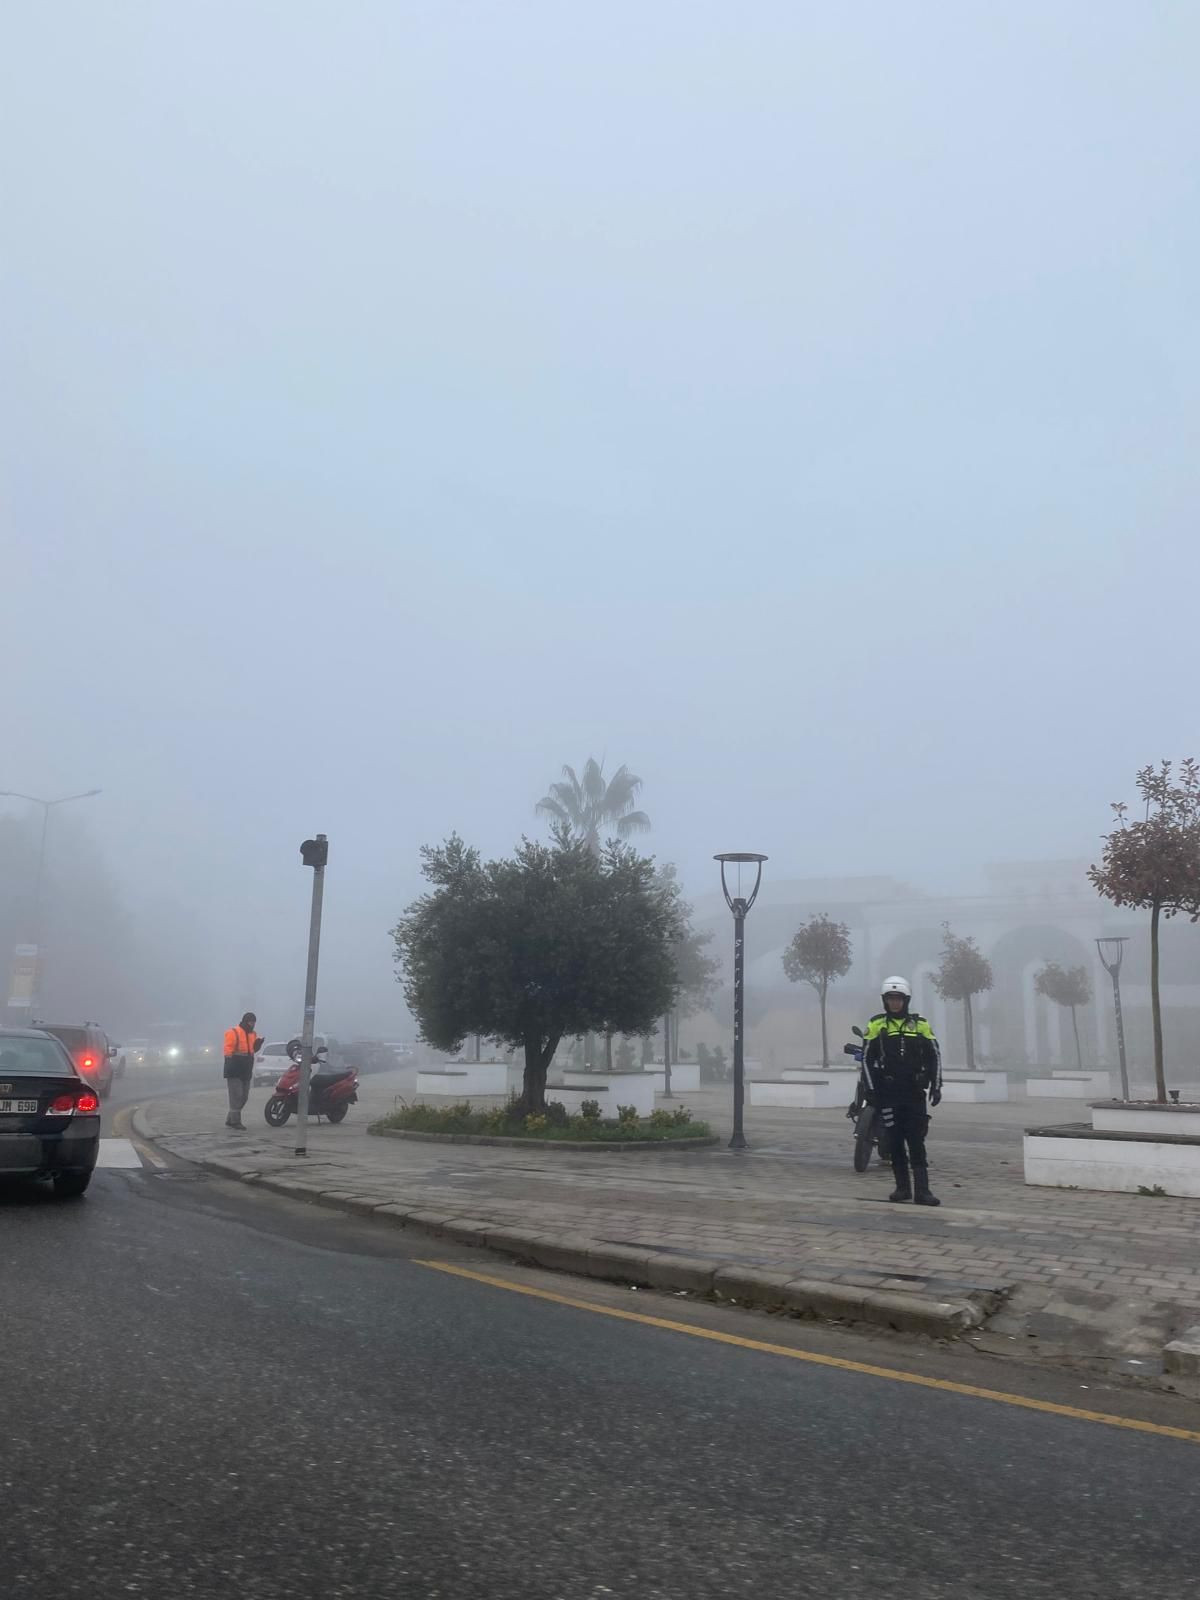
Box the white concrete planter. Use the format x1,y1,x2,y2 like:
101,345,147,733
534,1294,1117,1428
1024,1129,1200,1198
417,1063,508,1099
1092,1103,1200,1137
1027,1072,1111,1098
549,1077,655,1118
1054,1069,1112,1093
940,1071,1010,1104
781,1066,858,1084
749,1078,847,1110
642,1063,701,1093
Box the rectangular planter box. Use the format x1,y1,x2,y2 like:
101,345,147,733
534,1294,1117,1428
749,1078,848,1110
1024,1129,1200,1198
1053,1070,1112,1093
550,1080,655,1118
1092,1103,1200,1137
642,1063,701,1094
781,1066,859,1083
940,1071,1010,1104
417,1063,509,1099
1027,1074,1110,1098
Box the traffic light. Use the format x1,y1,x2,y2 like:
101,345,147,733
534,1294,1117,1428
300,836,329,869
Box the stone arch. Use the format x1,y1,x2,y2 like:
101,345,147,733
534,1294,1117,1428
984,924,1096,1068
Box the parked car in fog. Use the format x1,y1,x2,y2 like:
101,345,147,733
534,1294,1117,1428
253,1036,331,1087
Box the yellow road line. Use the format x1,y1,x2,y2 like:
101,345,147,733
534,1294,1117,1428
416,1259,1200,1446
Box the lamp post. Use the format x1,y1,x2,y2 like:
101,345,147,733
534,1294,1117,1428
715,852,767,1150
1096,936,1130,1101
0,788,102,1015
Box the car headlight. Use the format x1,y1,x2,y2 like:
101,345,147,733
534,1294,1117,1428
167,1046,180,1058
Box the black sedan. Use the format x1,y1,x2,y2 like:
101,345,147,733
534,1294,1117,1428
0,1028,102,1198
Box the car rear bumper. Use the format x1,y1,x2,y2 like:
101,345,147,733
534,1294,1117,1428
0,1121,101,1178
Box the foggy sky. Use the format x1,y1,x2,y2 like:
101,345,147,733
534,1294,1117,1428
4,2,1197,1035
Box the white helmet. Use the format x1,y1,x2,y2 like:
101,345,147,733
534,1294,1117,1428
881,975,912,999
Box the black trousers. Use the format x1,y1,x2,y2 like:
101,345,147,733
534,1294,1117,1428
881,1099,929,1170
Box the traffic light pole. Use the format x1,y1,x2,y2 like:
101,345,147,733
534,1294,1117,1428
295,835,328,1157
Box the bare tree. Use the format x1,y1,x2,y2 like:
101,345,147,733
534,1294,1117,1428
1034,962,1091,1071
782,914,853,1069
1089,759,1200,1101
930,923,992,1070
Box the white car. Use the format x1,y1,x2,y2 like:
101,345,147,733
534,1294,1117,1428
252,1036,330,1087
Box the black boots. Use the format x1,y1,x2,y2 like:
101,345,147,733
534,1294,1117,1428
891,1163,941,1205
889,1161,912,1203
913,1166,940,1206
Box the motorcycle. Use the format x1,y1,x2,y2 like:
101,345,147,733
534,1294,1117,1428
263,1040,359,1128
843,1026,892,1173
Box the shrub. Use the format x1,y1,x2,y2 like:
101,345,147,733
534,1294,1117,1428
616,1103,639,1127
524,1113,549,1134
579,1098,602,1122
544,1099,570,1127
670,1104,693,1126
648,1108,674,1131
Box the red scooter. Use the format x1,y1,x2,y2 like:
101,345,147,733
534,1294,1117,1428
263,1040,359,1127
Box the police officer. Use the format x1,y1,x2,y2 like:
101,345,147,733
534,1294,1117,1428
860,976,943,1205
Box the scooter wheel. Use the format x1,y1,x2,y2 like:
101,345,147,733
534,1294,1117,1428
264,1096,292,1128
325,1103,348,1124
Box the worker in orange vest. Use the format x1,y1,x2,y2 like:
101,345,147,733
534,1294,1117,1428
223,1011,262,1129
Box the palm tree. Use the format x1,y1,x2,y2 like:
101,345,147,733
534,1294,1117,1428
536,758,651,1070
535,759,650,857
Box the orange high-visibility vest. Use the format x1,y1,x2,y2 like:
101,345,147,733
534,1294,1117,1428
223,1026,258,1058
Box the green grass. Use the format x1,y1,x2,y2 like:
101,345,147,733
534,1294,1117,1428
373,1099,712,1142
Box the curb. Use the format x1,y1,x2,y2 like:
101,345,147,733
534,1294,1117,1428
368,1125,721,1153
132,1107,994,1339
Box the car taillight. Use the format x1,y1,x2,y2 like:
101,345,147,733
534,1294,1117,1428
46,1090,100,1116
81,1055,95,1071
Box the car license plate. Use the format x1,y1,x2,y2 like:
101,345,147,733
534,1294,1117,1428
0,1099,39,1114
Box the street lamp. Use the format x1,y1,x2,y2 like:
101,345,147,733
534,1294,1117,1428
0,788,102,1015
715,852,768,1151
1095,936,1130,1101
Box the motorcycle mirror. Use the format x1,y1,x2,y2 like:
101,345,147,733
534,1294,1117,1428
852,1025,864,1039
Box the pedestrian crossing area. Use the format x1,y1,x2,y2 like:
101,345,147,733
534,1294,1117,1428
97,1137,155,1170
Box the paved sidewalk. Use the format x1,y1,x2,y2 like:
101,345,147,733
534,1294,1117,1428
136,1070,1200,1366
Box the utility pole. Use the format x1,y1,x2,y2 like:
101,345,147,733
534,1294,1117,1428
295,835,328,1157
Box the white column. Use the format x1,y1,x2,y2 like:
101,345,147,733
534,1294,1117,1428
1022,961,1041,1066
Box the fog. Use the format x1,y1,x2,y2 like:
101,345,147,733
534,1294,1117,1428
3,2,1197,1042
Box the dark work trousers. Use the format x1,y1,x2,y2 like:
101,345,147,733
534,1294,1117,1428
880,1097,929,1172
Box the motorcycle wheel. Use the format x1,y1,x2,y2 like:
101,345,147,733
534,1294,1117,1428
264,1096,292,1128
325,1103,348,1124
853,1129,874,1173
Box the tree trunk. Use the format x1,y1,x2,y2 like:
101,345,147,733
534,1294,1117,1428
963,993,976,1070
604,1030,613,1071
473,1034,481,1062
1070,1006,1082,1072
818,981,829,1069
519,1034,561,1115
1151,900,1166,1102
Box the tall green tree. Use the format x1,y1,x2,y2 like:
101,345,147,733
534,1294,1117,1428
930,923,992,1070
1089,759,1200,1101
781,914,853,1068
393,831,679,1112
1034,962,1091,1072
535,758,650,855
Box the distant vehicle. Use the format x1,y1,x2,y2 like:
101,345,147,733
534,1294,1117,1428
343,1038,402,1075
34,1021,117,1099
0,1027,102,1197
253,1035,330,1087
119,1038,151,1069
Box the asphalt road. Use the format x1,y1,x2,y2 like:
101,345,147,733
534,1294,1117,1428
3,1113,1200,1598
